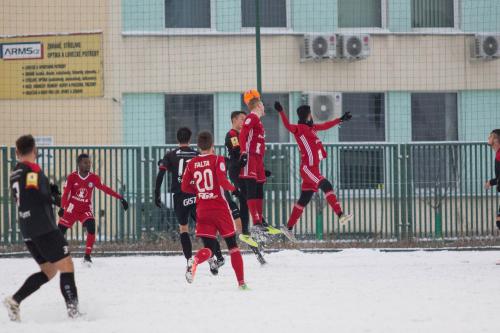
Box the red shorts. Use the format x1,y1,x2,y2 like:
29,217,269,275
196,209,236,239
240,154,266,183
300,164,325,192
59,210,94,228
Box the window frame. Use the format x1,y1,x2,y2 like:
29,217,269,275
164,93,215,144
337,0,389,34
240,0,292,34
411,0,461,33
164,0,216,33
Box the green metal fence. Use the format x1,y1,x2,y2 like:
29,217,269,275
0,143,498,244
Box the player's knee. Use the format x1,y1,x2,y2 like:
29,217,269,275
224,235,238,250
298,191,314,207
179,224,189,233
40,263,57,280
83,219,96,235
54,256,75,273
319,179,333,193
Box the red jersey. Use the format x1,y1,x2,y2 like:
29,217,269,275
278,112,341,166
61,172,122,213
239,112,266,156
181,154,235,211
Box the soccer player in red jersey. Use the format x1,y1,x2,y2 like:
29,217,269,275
181,131,247,289
485,129,500,233
274,101,353,241
58,154,129,264
239,97,269,234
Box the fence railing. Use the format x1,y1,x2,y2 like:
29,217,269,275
0,142,498,244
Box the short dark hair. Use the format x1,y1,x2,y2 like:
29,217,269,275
177,127,192,144
197,131,213,151
231,111,246,121
15,135,36,156
77,153,90,164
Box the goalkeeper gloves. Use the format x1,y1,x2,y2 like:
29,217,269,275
120,198,129,211
274,101,284,112
340,112,352,122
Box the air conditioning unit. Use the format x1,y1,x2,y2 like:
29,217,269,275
302,34,338,60
340,34,371,60
303,92,342,122
472,35,500,59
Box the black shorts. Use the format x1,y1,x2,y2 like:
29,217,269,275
25,230,70,265
173,193,196,226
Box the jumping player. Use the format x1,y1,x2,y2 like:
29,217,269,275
239,91,280,240
274,102,353,241
4,135,80,321
58,153,128,264
154,127,224,281
485,129,500,239
181,131,247,289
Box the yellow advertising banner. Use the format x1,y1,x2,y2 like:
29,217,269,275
0,33,103,99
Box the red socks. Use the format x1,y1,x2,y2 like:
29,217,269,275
85,233,96,255
229,247,245,286
325,191,343,216
247,199,261,225
287,204,305,229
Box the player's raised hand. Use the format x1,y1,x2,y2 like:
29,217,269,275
239,153,248,168
120,198,129,211
340,112,352,122
274,101,284,112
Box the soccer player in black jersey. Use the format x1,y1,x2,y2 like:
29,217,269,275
4,135,80,321
154,127,224,282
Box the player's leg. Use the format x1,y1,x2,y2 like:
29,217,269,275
82,218,96,263
175,194,193,261
233,175,250,235
4,241,56,322
223,235,246,288
245,178,262,225
58,212,77,236
58,223,69,235
281,190,315,241
318,178,353,224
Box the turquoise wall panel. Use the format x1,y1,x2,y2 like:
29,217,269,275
122,0,164,31
123,93,165,145
291,0,337,32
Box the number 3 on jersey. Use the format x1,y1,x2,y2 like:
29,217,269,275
194,169,214,192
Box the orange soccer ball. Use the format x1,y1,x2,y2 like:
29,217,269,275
243,89,261,105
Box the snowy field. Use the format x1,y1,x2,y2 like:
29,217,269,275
1,249,499,333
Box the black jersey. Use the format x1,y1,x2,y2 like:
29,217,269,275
489,149,500,191
10,162,58,239
158,147,199,194
225,129,241,172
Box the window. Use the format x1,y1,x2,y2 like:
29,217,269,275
164,94,214,144
411,93,458,142
339,93,385,142
165,0,211,28
339,93,385,189
411,0,456,29
240,93,289,143
338,0,383,28
241,0,287,28
411,93,459,189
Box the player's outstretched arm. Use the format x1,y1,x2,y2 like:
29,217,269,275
95,176,128,210
313,112,352,131
274,101,297,134
60,176,72,209
154,168,166,208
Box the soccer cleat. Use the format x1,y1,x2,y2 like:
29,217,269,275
250,245,266,265
339,213,353,226
66,300,81,319
208,257,219,276
185,258,195,283
250,224,272,243
238,283,250,291
216,256,225,269
83,254,92,266
280,226,298,242
239,234,259,248
3,297,20,322
261,220,283,235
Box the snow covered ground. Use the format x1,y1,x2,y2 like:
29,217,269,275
1,249,499,333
